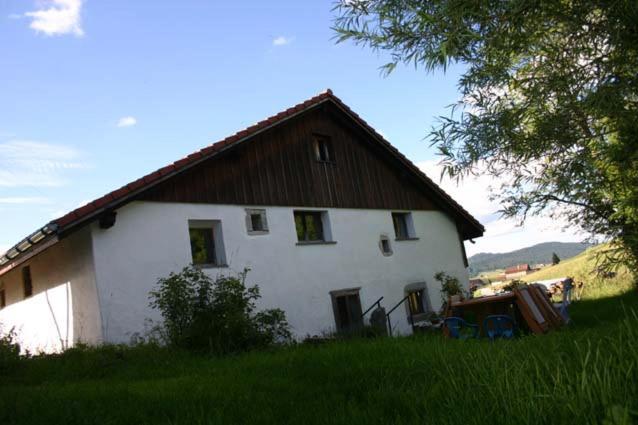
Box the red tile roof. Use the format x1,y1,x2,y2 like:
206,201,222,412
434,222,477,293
1,89,484,271
505,264,531,274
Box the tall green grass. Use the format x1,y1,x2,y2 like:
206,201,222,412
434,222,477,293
0,291,637,425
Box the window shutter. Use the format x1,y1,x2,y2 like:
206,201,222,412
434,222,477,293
260,210,268,231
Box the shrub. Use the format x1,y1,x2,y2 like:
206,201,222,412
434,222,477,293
0,326,20,373
502,279,526,292
149,266,291,354
434,271,463,302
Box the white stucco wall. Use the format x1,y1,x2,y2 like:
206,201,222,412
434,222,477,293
91,201,469,343
0,228,102,353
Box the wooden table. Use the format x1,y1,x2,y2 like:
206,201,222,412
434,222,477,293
444,293,518,337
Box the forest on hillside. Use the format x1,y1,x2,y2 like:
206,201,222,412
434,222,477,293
468,242,594,275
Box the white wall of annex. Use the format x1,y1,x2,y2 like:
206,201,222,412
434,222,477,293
91,201,469,343
0,228,102,353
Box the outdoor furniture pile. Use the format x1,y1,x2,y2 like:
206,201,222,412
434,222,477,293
442,285,565,339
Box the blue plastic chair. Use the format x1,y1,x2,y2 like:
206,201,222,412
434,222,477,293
482,315,516,340
443,317,479,339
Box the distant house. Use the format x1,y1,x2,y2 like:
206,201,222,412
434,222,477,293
0,90,483,353
504,264,533,279
469,278,486,291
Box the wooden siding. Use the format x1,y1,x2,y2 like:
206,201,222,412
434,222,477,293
138,105,438,211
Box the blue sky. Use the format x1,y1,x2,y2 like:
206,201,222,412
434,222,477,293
0,0,583,257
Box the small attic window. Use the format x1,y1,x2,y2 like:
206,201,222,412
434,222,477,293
314,135,334,163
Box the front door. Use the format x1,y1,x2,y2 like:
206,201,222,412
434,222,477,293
330,288,363,333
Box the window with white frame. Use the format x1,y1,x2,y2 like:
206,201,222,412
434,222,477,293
245,209,268,234
392,212,417,240
294,210,334,244
188,220,226,267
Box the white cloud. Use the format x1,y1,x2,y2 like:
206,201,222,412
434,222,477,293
0,245,8,256
116,116,137,128
24,0,83,37
0,140,86,187
272,36,293,46
417,160,583,256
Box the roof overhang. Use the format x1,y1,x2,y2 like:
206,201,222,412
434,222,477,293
0,90,483,277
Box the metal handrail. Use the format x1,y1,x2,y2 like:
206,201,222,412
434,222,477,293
360,296,384,318
386,294,412,336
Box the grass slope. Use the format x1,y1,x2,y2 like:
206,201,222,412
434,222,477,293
1,286,637,424
524,244,635,298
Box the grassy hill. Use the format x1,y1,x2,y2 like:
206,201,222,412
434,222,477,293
1,257,637,424
1,245,636,425
469,241,593,275
523,244,635,299
1,290,637,424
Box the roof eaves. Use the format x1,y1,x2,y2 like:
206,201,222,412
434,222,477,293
0,223,58,269
3,88,483,268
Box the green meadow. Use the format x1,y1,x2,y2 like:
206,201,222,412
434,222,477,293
1,248,636,425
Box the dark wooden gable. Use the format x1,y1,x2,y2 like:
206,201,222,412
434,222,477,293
138,104,438,211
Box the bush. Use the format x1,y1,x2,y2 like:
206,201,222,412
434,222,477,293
502,279,526,292
149,266,291,354
0,326,20,373
434,271,463,302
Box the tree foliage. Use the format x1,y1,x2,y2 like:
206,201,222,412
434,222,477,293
552,252,561,265
0,326,20,372
149,266,292,353
334,0,638,279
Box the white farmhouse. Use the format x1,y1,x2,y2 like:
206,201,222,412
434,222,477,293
0,90,483,353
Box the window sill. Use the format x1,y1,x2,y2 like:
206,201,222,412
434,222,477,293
195,263,228,269
295,241,337,246
247,230,269,236
395,237,419,242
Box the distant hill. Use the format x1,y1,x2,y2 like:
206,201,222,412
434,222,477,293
468,242,594,275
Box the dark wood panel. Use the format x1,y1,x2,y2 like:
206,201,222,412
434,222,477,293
138,106,437,211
